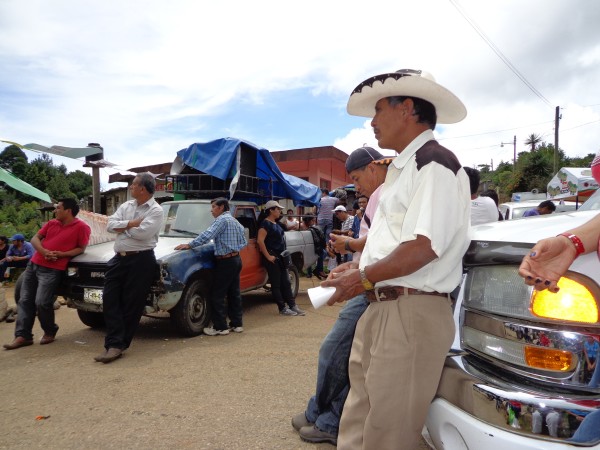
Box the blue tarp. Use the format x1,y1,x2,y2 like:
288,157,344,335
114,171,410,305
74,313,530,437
176,137,321,206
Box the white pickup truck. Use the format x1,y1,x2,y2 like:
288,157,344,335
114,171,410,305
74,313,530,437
425,191,600,448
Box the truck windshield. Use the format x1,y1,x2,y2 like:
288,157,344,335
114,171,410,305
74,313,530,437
160,203,214,237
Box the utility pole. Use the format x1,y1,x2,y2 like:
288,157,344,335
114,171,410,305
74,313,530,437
83,143,104,213
500,135,517,171
513,135,516,170
554,106,560,174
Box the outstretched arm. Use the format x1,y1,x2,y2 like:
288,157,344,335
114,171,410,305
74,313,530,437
519,213,600,292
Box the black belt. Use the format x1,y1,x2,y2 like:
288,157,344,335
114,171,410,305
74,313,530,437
215,252,239,260
366,286,449,302
116,249,153,257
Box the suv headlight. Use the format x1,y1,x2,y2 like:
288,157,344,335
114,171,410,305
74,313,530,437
532,276,599,323
464,266,599,325
66,267,79,277
462,266,600,377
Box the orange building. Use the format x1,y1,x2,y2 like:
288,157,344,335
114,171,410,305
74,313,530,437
271,146,352,192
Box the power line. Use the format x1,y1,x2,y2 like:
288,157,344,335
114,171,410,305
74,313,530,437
449,0,553,108
439,120,554,141
561,119,600,132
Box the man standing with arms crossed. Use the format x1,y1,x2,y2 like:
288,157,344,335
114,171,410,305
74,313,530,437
323,69,471,449
4,198,90,349
174,197,247,336
94,172,163,363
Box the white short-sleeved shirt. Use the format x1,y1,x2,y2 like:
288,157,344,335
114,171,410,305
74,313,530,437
360,130,471,293
471,196,499,225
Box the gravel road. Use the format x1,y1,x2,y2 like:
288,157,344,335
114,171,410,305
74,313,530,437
0,278,432,450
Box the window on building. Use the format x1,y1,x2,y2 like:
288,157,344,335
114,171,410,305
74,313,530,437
320,179,331,191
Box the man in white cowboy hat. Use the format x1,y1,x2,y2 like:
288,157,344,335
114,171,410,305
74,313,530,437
322,69,471,449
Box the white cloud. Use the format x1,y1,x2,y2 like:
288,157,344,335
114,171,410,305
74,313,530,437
1,0,599,190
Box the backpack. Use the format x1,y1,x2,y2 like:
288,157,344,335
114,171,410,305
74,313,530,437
309,225,326,254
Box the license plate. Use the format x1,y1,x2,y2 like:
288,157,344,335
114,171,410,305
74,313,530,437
83,288,103,304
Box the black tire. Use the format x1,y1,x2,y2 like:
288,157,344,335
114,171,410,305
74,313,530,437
288,266,299,299
170,278,210,337
77,310,105,328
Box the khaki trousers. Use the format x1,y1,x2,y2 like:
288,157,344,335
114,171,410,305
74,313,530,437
338,293,455,450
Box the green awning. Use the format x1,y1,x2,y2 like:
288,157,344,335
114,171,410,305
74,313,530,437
1,140,102,159
0,167,52,203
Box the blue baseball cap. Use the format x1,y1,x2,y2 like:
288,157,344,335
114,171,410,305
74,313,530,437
10,233,25,241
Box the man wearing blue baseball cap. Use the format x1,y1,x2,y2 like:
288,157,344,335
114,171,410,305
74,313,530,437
0,233,34,280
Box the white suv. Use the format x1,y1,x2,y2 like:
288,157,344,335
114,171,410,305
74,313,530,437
425,190,600,449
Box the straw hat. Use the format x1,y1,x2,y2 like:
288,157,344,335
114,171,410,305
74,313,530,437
347,69,466,124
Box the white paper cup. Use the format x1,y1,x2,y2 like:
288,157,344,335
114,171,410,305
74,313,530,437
308,286,336,309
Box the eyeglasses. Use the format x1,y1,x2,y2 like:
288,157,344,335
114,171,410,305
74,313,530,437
351,69,422,95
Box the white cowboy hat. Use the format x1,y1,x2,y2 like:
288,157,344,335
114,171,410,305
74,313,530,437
347,69,467,124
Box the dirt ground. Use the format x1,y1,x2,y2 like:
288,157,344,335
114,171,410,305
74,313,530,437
0,278,432,450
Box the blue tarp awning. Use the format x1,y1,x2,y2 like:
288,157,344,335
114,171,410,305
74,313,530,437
176,137,321,206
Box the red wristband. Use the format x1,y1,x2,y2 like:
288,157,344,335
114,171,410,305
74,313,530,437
558,232,585,256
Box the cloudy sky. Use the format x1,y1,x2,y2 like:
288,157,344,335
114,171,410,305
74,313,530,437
1,0,599,190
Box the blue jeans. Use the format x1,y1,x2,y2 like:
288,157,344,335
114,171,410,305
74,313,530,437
305,294,369,435
314,249,326,274
568,409,600,443
318,220,333,246
15,262,63,340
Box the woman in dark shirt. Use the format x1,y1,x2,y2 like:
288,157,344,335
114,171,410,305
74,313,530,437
257,201,305,316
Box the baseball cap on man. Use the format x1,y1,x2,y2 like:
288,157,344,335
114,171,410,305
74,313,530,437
333,205,347,212
264,200,284,210
345,146,391,173
347,69,466,124
10,233,25,241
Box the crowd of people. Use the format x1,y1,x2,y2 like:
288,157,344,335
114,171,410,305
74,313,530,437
2,68,599,447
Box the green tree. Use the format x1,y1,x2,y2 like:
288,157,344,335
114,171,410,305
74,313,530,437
48,174,75,201
68,170,93,200
566,153,595,168
0,144,93,235
0,145,28,179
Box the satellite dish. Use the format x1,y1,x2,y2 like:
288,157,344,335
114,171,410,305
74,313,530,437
170,156,185,175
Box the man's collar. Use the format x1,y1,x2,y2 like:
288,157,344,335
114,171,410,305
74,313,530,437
134,196,156,207
391,129,436,169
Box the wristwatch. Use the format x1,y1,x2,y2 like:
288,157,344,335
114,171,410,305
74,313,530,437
359,267,374,291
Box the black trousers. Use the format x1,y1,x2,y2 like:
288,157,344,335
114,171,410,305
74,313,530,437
209,255,243,331
102,250,156,350
262,255,296,311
